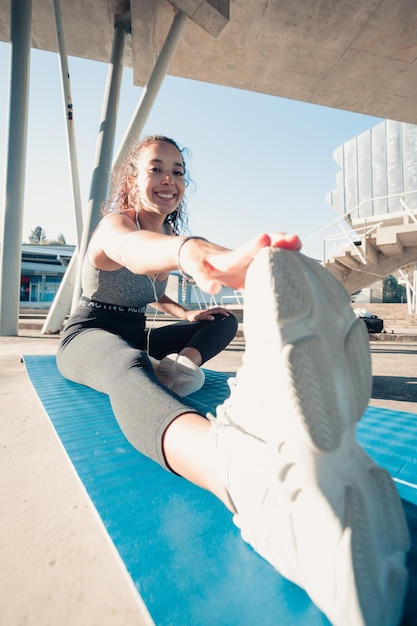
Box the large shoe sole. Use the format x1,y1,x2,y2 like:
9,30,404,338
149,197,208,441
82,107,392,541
225,248,410,626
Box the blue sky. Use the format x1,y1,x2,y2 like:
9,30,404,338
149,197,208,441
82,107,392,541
0,42,383,259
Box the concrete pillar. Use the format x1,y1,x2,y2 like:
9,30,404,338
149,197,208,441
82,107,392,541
0,0,32,336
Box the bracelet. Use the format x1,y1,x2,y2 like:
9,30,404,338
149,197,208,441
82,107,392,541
177,236,208,283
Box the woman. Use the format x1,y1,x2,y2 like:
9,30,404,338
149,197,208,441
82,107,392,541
57,133,294,490
62,135,241,397
57,135,408,626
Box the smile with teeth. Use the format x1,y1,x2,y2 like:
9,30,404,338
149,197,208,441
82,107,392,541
156,192,175,200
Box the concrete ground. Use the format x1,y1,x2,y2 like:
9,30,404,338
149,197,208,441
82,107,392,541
1,329,416,626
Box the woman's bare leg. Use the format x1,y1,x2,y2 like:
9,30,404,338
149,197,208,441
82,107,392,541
162,412,233,511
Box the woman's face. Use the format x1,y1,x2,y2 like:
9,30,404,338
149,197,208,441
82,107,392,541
136,141,186,216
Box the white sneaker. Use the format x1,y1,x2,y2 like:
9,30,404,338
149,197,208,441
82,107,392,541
211,247,409,626
155,353,205,397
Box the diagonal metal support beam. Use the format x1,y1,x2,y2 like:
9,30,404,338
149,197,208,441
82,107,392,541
52,0,84,246
41,0,84,334
42,14,126,333
70,18,126,310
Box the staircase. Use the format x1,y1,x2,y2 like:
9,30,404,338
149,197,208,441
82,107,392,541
323,210,417,296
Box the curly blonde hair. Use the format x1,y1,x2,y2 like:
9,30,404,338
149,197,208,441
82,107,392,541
105,135,191,235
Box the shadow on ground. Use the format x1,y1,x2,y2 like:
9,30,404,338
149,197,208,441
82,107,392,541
372,376,417,404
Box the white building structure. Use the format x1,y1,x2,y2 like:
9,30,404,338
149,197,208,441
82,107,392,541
323,119,417,312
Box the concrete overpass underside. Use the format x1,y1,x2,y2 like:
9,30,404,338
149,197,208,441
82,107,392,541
1,0,417,124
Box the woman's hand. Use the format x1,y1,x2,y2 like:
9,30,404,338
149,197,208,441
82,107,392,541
184,307,231,322
180,232,301,294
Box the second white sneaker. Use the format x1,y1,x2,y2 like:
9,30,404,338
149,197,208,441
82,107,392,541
155,353,205,397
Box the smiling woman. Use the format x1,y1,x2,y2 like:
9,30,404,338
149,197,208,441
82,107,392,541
56,132,291,478
55,131,301,471
57,134,245,398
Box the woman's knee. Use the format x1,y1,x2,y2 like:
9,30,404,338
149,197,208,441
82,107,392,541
57,331,152,391
213,312,238,338
194,313,238,363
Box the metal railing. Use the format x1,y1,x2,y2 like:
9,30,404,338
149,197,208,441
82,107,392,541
304,190,417,264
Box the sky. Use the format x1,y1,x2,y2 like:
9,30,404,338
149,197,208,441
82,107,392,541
0,41,384,260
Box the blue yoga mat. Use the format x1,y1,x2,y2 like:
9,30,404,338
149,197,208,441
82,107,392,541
24,355,417,626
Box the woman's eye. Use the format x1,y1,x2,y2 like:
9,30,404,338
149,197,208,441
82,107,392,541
150,167,161,173
174,171,184,177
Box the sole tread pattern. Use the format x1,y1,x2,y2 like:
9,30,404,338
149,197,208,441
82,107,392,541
370,466,411,551
288,337,342,452
271,250,312,323
347,486,382,625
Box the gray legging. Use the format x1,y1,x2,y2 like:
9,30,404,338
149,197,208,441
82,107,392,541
56,313,238,470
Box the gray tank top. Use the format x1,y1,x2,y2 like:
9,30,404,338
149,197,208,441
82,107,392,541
81,217,170,308
81,257,168,308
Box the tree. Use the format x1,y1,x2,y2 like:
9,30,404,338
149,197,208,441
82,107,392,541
28,226,47,244
27,228,68,245
48,233,67,245
383,274,407,303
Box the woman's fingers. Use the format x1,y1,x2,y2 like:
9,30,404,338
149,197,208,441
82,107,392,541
187,232,301,294
193,234,271,292
269,232,302,250
205,233,271,273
